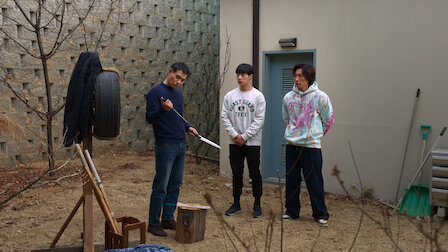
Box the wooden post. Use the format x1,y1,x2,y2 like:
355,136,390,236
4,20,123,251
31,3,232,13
83,133,94,252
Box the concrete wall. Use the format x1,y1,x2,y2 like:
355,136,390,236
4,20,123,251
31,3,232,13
0,0,220,168
220,0,448,201
219,0,253,177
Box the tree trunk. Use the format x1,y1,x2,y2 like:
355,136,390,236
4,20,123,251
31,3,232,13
42,58,55,172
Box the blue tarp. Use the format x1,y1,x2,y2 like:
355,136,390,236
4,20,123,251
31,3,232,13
105,244,172,252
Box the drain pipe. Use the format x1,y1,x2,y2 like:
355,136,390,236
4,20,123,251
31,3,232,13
253,0,260,89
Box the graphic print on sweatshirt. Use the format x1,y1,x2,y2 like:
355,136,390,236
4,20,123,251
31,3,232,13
228,99,255,118
289,93,317,130
287,92,319,144
282,82,334,149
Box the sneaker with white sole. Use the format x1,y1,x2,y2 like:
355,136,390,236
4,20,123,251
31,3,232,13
282,213,291,219
317,219,328,226
282,212,299,219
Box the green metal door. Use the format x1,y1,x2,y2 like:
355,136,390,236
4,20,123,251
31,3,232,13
262,50,315,183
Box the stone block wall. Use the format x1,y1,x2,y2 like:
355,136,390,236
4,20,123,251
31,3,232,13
0,0,220,168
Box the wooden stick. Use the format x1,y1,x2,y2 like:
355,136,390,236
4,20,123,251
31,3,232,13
83,170,94,251
76,144,119,233
75,144,120,234
83,150,115,219
82,136,94,252
50,195,84,248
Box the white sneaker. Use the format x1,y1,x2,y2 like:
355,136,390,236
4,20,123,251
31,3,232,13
318,219,328,226
282,214,291,219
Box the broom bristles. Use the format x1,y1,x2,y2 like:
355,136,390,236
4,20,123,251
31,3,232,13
0,114,25,140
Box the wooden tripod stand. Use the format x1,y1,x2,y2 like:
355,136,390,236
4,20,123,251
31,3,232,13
49,141,145,251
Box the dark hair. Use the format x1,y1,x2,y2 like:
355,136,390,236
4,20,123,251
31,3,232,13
171,62,190,76
292,63,315,86
235,63,254,75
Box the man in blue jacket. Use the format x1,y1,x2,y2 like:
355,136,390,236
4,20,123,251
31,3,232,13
145,62,198,236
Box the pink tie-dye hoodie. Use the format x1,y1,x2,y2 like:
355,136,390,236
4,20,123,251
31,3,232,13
282,82,334,149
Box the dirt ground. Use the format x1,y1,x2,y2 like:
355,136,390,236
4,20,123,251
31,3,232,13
1,147,447,252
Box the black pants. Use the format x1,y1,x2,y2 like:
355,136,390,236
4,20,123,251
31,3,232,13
285,145,329,220
229,144,262,201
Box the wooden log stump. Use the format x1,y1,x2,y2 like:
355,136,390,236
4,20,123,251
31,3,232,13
175,203,209,243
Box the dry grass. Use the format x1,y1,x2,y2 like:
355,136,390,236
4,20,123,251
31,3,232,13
0,147,447,251
0,114,25,140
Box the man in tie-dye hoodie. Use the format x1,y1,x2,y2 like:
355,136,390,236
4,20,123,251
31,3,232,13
281,63,334,226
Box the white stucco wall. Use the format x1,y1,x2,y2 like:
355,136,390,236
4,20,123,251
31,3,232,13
219,0,253,178
220,0,448,201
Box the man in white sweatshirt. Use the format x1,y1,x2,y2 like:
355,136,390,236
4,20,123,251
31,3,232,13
221,63,266,218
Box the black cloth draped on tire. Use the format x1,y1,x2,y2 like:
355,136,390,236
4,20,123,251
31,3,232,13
63,52,103,147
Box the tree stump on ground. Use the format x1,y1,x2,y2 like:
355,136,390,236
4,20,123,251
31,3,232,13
175,203,208,243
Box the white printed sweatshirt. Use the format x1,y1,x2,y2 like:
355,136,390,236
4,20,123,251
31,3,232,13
221,87,266,146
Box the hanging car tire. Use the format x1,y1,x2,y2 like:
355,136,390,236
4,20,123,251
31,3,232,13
93,70,121,139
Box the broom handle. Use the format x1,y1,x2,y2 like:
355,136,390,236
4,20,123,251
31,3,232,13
394,89,420,203
83,149,119,233
84,150,115,217
393,126,446,213
75,144,120,233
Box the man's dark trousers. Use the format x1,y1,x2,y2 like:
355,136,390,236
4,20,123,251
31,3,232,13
285,145,329,220
229,144,262,201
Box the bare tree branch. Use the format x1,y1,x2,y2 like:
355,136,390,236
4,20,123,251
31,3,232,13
52,103,66,117
204,193,251,252
0,75,46,119
347,140,363,194
188,30,227,164
0,189,11,196
47,0,97,58
0,152,78,207
94,0,121,51
264,211,275,252
348,212,364,252
12,0,37,30
39,0,64,29
0,28,39,58
46,0,66,55
276,169,284,252
220,26,231,88
0,166,50,207
347,140,366,251
331,165,403,252
31,171,80,188
406,216,445,251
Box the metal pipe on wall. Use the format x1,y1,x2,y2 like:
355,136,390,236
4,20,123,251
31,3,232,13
253,0,260,89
